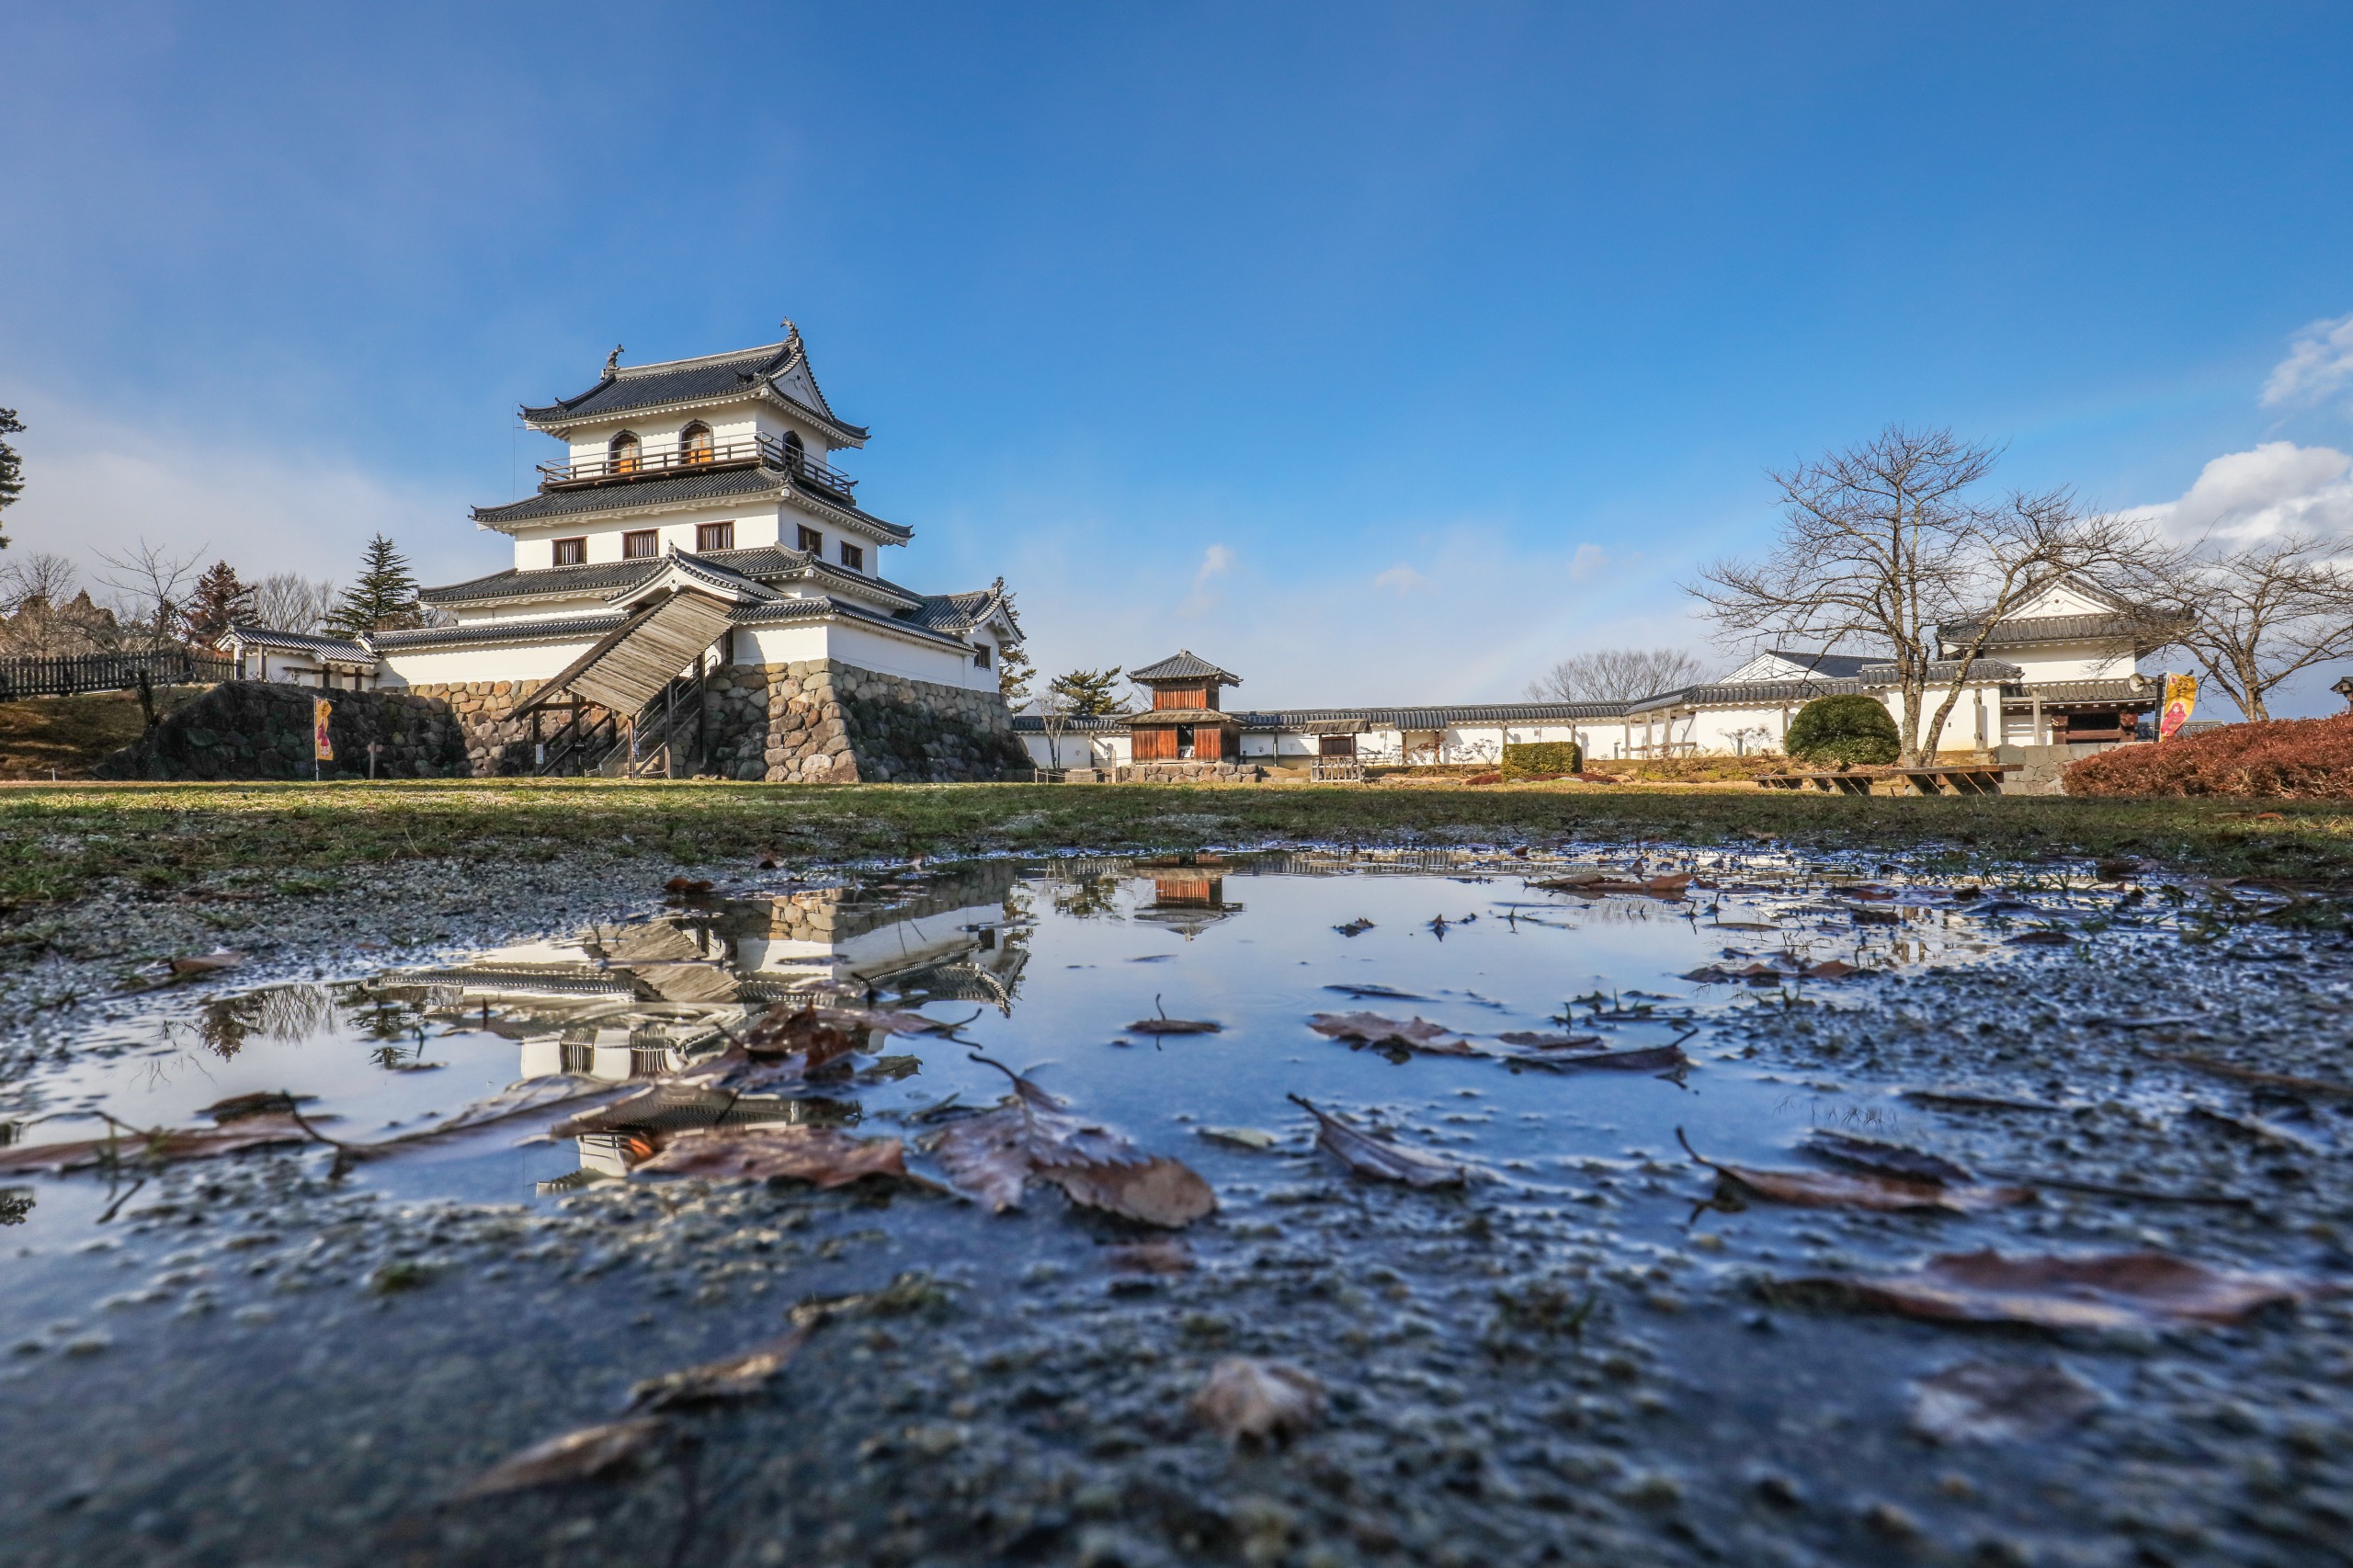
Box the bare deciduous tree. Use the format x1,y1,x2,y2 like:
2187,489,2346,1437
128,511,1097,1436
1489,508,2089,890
95,539,209,650
2122,533,2353,722
1689,426,2147,765
248,573,339,634
1526,647,1711,703
0,551,82,612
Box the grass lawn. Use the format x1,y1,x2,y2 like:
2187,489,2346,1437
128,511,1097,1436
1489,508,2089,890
0,689,207,779
0,778,2347,916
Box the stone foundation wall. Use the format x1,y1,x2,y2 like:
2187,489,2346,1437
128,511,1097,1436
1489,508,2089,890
404,661,1025,784
1068,762,1266,784
95,682,469,781
403,681,552,776
701,659,1027,784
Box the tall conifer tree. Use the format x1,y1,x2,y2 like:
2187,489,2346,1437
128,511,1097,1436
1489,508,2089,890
326,534,421,637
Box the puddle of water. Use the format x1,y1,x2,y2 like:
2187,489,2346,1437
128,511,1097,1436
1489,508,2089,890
1,849,2023,1258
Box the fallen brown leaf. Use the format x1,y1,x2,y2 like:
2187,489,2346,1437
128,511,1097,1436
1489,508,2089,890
1804,960,1870,980
1290,1094,1469,1187
1042,1156,1216,1227
740,1003,860,1070
1804,1131,1974,1186
1495,1031,1603,1049
2154,1052,2353,1101
459,1416,669,1498
1308,1012,1480,1054
1680,1129,2027,1213
1909,1359,2103,1444
627,1326,812,1412
1513,1043,1691,1073
634,1125,931,1188
928,1058,1216,1227
0,1112,317,1174
1823,1248,2312,1330
1191,1357,1325,1444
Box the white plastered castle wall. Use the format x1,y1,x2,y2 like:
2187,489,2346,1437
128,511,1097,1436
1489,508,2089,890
378,635,611,688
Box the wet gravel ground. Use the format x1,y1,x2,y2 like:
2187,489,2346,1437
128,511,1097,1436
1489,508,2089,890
3,852,2351,1568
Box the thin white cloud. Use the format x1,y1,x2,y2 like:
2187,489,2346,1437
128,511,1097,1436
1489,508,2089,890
1568,542,1608,581
2125,441,2353,544
1176,541,1234,617
1371,563,1430,594
2262,312,2353,409
4,391,492,595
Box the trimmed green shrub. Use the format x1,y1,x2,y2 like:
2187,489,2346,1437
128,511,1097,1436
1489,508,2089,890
1502,741,1583,779
1783,695,1899,767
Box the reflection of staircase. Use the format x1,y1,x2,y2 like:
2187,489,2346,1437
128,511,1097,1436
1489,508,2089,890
515,589,735,778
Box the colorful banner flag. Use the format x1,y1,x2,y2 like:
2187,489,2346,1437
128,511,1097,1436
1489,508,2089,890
313,699,335,762
2159,674,2197,740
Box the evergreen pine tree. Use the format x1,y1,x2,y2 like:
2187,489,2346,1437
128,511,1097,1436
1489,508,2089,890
183,561,254,647
996,639,1036,707
326,534,422,637
1048,666,1129,718
0,408,26,547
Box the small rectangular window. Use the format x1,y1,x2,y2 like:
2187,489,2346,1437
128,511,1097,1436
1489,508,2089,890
973,644,993,669
622,529,659,560
552,537,586,567
696,521,734,552
839,541,863,571
796,525,823,555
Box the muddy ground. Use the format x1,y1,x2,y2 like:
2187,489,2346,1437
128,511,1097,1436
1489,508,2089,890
2,848,2349,1568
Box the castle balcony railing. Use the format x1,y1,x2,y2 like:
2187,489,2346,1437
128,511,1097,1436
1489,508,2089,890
539,435,857,502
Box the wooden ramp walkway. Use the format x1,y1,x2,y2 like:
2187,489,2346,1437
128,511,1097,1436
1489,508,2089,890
1757,764,2011,796
513,591,735,721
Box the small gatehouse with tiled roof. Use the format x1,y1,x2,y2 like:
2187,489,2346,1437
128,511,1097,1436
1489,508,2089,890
220,322,1029,781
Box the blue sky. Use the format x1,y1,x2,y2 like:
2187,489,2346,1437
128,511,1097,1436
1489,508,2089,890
6,2,2353,711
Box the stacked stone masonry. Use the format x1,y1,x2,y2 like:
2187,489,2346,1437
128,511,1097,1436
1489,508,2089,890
99,664,1026,783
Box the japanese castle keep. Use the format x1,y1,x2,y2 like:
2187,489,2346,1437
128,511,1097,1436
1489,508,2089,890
224,324,1029,781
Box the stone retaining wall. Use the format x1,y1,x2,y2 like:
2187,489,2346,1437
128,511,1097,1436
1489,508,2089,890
95,682,469,781
708,659,1028,783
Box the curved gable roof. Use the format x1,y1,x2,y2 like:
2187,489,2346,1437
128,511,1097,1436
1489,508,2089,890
520,334,870,444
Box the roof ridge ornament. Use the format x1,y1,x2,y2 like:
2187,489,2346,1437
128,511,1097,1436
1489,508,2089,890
603,345,623,379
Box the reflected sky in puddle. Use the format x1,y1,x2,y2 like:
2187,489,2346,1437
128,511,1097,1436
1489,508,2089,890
1,849,2031,1241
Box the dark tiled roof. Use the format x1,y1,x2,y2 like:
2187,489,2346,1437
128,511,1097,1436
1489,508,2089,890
519,341,870,442
1761,649,1873,678
1236,700,1626,730
222,627,377,665
908,587,1015,636
371,613,630,652
1131,650,1243,685
523,344,790,425
420,558,665,607
731,595,970,650
1624,678,1863,712
472,465,792,528
1859,659,2025,685
695,546,922,608
1940,611,2184,647
1011,714,1130,733
2009,678,2157,706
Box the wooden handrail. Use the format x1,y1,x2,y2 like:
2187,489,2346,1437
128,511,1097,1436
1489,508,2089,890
538,434,857,498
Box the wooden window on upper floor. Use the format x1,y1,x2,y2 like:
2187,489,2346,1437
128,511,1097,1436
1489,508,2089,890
622,529,660,560
552,537,586,567
608,431,641,474
839,541,864,572
697,520,734,552
680,422,714,464
973,643,992,669
796,524,823,555
782,430,806,472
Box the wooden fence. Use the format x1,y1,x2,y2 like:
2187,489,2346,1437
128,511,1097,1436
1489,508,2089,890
0,650,240,701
